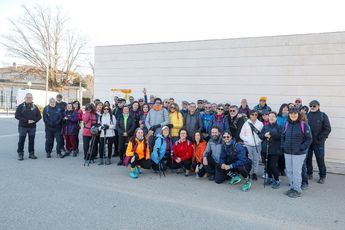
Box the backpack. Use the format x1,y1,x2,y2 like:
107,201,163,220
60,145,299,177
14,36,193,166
150,135,164,153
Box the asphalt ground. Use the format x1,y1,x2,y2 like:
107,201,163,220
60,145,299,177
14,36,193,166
0,117,344,230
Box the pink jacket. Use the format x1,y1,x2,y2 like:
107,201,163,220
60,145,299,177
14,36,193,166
82,111,97,136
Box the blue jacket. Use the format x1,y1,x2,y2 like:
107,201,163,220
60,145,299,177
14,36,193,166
277,115,287,128
282,121,312,155
219,139,250,169
43,106,63,129
200,112,214,134
150,134,167,164
209,115,230,134
307,111,331,145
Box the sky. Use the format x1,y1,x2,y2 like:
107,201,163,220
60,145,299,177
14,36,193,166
1,0,345,73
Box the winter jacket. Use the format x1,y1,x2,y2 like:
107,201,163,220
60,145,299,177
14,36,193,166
253,104,272,114
307,111,332,144
98,113,117,137
150,134,167,164
277,115,287,128
113,107,123,119
82,112,98,136
43,106,63,129
145,107,169,135
240,120,263,147
169,111,184,137
220,139,251,169
203,136,223,164
130,109,141,129
209,114,230,134
125,138,150,160
259,122,282,155
116,114,136,137
238,105,250,117
62,110,79,135
228,115,246,142
193,141,207,164
184,112,203,139
200,112,214,134
173,139,193,161
15,102,42,128
282,121,312,155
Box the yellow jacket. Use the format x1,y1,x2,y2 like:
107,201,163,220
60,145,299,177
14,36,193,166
169,112,184,137
125,138,150,160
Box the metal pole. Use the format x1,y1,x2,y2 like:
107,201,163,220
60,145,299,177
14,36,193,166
45,65,49,105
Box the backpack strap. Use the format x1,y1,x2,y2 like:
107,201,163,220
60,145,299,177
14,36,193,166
300,121,305,134
284,122,288,133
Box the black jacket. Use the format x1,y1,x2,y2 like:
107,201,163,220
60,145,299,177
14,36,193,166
307,111,331,144
282,121,312,155
228,115,246,142
259,123,283,155
15,102,42,128
116,114,135,137
43,105,63,129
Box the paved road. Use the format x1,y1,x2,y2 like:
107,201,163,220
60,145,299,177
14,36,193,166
0,118,344,230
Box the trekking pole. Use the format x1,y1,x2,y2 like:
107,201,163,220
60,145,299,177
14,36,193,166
264,138,269,188
87,134,98,166
102,128,107,166
84,135,95,166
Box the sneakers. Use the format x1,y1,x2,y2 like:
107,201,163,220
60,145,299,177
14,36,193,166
135,167,142,175
264,178,273,186
242,181,252,192
318,177,326,184
251,173,258,181
271,180,281,189
28,154,37,159
308,174,313,180
98,158,104,165
301,183,309,190
208,175,215,181
105,158,111,165
261,173,267,179
57,153,63,158
184,169,190,177
18,153,24,161
46,152,51,158
117,160,123,166
72,151,77,157
129,171,138,179
229,175,242,185
284,189,294,196
288,190,302,198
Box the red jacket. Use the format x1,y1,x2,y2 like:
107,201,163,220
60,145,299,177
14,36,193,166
173,139,193,161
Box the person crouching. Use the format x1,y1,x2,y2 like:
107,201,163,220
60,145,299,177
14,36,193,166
126,128,151,179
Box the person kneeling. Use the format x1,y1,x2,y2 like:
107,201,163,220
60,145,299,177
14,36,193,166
218,132,252,192
125,128,151,179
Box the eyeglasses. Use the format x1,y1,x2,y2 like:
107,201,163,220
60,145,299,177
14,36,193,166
310,105,318,108
295,100,301,103
217,108,224,111
170,107,176,109
164,101,169,104
229,110,236,112
104,108,109,110
223,135,231,139
250,114,258,117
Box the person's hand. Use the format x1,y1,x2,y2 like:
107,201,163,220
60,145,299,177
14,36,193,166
221,164,227,169
203,157,208,166
175,157,181,163
123,132,127,136
143,88,147,95
64,116,68,120
28,120,35,124
265,132,271,138
224,165,231,170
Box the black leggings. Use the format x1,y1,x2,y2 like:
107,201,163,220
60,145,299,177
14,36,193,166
99,136,115,159
130,154,152,169
168,158,192,170
268,154,280,181
215,164,251,184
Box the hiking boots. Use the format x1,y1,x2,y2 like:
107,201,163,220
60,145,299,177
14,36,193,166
46,152,52,158
301,183,309,190
284,189,294,196
57,153,63,158
251,173,258,181
98,158,104,165
105,158,111,165
288,190,302,198
308,174,313,180
72,151,77,157
184,169,190,177
264,178,273,186
318,177,326,184
271,180,281,189
229,175,242,185
28,154,37,159
242,181,252,192
18,153,24,161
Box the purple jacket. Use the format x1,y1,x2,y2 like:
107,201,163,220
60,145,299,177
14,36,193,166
63,110,79,135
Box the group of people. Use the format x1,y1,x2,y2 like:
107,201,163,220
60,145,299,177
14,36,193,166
15,89,332,198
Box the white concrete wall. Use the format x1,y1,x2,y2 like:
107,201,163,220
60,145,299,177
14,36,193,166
94,32,345,163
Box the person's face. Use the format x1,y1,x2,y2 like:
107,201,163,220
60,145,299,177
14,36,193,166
56,96,62,102
268,113,277,124
197,102,204,109
223,133,232,143
169,99,174,104
143,105,149,112
24,94,33,103
49,100,56,107
211,128,219,139
182,103,188,110
282,106,289,115
263,114,269,121
150,96,155,102
295,100,302,107
155,100,162,107
103,107,110,114
66,104,73,111
163,100,169,107
289,112,299,121
129,97,134,103
310,104,319,112
169,105,176,113
123,107,129,114
250,112,258,122
229,108,238,117
73,102,79,109
241,99,247,106
139,100,144,107
195,132,201,142
189,104,196,113
162,128,169,137
180,130,187,140
259,100,266,106
205,104,211,112
132,103,139,110
114,96,119,104
136,130,144,139
211,104,217,111
288,104,295,109
97,104,103,111
217,107,224,115
301,108,307,114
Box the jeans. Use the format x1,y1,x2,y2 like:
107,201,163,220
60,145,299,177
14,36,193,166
307,143,326,178
99,136,115,159
17,126,36,154
45,128,62,154
285,153,305,192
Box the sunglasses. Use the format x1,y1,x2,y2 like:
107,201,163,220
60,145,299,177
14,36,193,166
223,135,231,139
217,108,224,111
295,100,301,103
104,108,110,110
250,113,258,116
310,105,318,108
170,107,176,109
229,110,236,112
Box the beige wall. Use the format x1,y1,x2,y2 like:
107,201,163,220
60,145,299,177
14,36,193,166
95,31,345,163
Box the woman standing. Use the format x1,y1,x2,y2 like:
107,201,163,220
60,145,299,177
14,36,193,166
62,103,79,157
209,105,230,135
192,132,207,178
98,105,117,165
82,104,98,162
72,100,82,154
276,103,289,176
259,112,283,189
168,103,184,143
126,128,151,179
282,108,312,198
139,103,150,135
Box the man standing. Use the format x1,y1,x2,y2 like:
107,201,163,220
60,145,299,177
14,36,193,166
203,127,223,181
15,93,42,160
56,94,67,152
184,102,203,141
145,98,169,135
307,100,331,184
43,98,63,158
228,105,246,142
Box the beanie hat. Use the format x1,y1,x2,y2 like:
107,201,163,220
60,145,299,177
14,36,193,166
259,96,267,102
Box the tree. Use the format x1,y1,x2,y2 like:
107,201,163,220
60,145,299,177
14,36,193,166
1,5,88,91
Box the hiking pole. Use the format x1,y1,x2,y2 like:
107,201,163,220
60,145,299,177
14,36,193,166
102,127,107,166
84,135,96,166
264,138,270,188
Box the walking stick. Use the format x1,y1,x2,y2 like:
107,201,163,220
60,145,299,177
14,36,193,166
264,138,270,188
102,128,108,166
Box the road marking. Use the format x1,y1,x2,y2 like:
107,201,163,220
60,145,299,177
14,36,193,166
0,131,45,138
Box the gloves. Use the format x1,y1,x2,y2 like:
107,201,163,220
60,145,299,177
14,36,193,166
103,124,109,130
167,124,174,129
150,124,161,132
